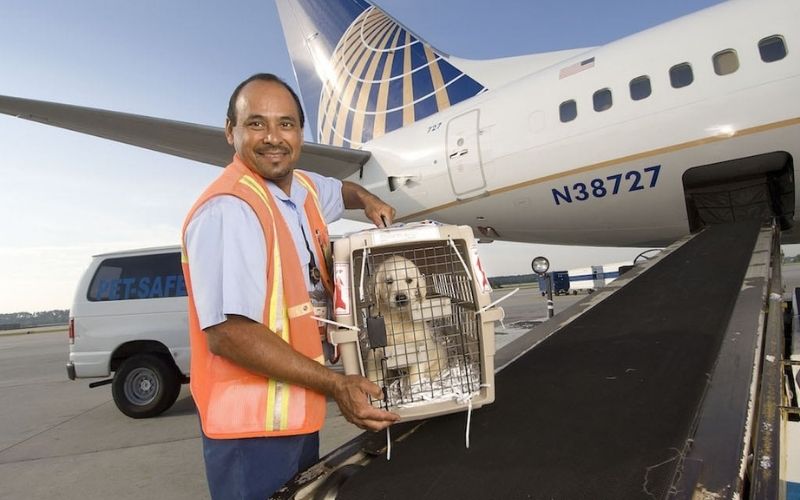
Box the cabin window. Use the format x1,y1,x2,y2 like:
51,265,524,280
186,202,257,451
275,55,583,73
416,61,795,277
629,76,651,100
559,100,577,122
669,62,694,88
593,88,612,112
713,49,739,75
759,35,787,62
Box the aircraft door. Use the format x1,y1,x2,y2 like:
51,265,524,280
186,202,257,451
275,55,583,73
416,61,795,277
446,110,486,199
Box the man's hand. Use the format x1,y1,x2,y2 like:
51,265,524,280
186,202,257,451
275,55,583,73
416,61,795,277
362,194,396,228
342,181,396,227
332,374,400,431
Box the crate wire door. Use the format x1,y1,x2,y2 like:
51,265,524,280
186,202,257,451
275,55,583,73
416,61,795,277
353,239,483,409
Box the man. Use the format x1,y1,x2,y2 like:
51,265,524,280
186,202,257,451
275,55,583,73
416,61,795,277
181,73,400,499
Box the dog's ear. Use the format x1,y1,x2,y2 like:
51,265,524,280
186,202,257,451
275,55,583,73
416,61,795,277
373,268,388,310
416,273,427,301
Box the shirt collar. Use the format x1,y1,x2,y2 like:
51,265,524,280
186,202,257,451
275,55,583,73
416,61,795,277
265,172,308,207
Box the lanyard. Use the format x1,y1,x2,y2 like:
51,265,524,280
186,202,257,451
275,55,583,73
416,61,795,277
299,224,321,285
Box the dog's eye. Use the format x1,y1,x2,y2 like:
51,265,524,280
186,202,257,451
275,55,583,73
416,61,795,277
406,278,413,284
385,278,394,285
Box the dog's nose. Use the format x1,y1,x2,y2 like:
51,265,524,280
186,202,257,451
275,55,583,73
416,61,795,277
395,293,408,306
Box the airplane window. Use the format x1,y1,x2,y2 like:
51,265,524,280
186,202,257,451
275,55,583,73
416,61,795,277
669,63,694,88
593,89,612,112
629,76,651,100
559,100,577,122
713,49,739,75
759,35,787,62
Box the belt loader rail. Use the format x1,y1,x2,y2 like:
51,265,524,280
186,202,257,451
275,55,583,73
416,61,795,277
276,221,793,499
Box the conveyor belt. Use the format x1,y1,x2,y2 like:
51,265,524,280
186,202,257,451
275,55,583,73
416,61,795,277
335,221,762,499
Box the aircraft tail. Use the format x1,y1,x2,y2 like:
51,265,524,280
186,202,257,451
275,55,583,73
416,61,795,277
275,0,486,148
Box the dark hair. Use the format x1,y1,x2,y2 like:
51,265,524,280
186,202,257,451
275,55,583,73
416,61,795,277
226,73,305,128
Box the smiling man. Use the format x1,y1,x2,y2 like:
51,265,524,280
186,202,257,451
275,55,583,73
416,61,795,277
181,73,399,500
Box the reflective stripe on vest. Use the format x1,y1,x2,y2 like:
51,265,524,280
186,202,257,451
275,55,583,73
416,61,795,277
182,157,327,439
237,174,294,431
293,171,323,219
238,175,283,335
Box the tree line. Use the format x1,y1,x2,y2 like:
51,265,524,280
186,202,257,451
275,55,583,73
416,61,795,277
0,310,69,330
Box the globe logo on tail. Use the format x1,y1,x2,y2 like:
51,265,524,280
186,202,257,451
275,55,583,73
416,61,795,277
317,6,485,148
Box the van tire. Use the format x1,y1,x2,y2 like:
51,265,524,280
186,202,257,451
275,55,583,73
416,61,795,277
112,354,181,419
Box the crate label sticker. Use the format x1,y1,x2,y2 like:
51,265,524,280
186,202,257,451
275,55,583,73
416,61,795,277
470,245,492,294
333,262,351,316
370,226,440,246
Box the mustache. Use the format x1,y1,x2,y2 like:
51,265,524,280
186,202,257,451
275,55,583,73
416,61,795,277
255,145,290,154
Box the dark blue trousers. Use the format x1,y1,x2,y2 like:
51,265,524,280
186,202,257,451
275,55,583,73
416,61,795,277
201,431,319,500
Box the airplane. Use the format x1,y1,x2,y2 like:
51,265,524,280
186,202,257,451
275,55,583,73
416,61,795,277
0,0,797,251
2,1,798,497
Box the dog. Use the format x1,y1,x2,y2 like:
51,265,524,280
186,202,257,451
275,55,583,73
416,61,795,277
364,255,448,388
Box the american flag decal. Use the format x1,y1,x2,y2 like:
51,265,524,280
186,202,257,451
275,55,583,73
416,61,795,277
559,57,595,79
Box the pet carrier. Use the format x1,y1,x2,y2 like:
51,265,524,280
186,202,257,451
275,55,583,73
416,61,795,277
327,221,501,421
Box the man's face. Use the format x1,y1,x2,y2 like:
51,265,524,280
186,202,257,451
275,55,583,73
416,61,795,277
225,80,303,191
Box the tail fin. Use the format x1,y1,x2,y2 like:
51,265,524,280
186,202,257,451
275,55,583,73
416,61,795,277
275,0,486,148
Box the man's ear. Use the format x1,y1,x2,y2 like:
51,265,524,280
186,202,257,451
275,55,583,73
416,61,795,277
224,118,234,146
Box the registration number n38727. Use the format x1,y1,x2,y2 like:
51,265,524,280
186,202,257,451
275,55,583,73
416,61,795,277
551,165,661,206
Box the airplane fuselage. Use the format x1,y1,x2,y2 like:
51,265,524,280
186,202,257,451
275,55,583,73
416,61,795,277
349,0,800,246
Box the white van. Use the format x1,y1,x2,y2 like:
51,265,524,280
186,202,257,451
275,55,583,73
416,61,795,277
68,245,190,418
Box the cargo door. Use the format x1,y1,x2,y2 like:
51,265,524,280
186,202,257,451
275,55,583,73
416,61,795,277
446,110,486,199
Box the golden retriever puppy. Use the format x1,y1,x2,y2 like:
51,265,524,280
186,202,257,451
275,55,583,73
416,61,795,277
365,255,448,388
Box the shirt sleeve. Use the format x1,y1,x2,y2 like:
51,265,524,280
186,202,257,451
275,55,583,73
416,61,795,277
303,171,344,224
184,195,267,330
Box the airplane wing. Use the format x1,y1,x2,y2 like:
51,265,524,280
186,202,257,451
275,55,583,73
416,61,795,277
0,95,370,178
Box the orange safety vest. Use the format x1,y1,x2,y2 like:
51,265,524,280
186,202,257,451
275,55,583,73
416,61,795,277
181,155,333,439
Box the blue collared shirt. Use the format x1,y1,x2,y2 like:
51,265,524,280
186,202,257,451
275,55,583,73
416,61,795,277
185,170,344,329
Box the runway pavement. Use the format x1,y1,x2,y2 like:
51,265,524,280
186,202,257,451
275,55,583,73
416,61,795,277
0,286,579,499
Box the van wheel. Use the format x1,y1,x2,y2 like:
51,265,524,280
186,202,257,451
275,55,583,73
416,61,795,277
112,354,180,419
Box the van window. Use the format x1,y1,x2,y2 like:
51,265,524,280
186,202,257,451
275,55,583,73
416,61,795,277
629,76,651,101
88,252,187,301
713,49,739,75
559,100,577,122
593,88,612,112
670,63,694,88
759,35,787,62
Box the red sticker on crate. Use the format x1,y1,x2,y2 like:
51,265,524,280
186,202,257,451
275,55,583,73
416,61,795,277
333,262,351,316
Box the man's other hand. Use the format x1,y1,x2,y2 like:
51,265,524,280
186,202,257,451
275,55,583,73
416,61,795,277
332,374,400,431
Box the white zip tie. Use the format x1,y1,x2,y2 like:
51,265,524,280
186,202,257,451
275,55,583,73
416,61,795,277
312,316,360,332
449,384,489,449
448,239,472,282
478,287,519,315
359,248,368,302
386,426,392,460
466,398,473,449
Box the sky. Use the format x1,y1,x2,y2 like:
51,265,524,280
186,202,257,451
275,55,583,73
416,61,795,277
0,0,745,314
